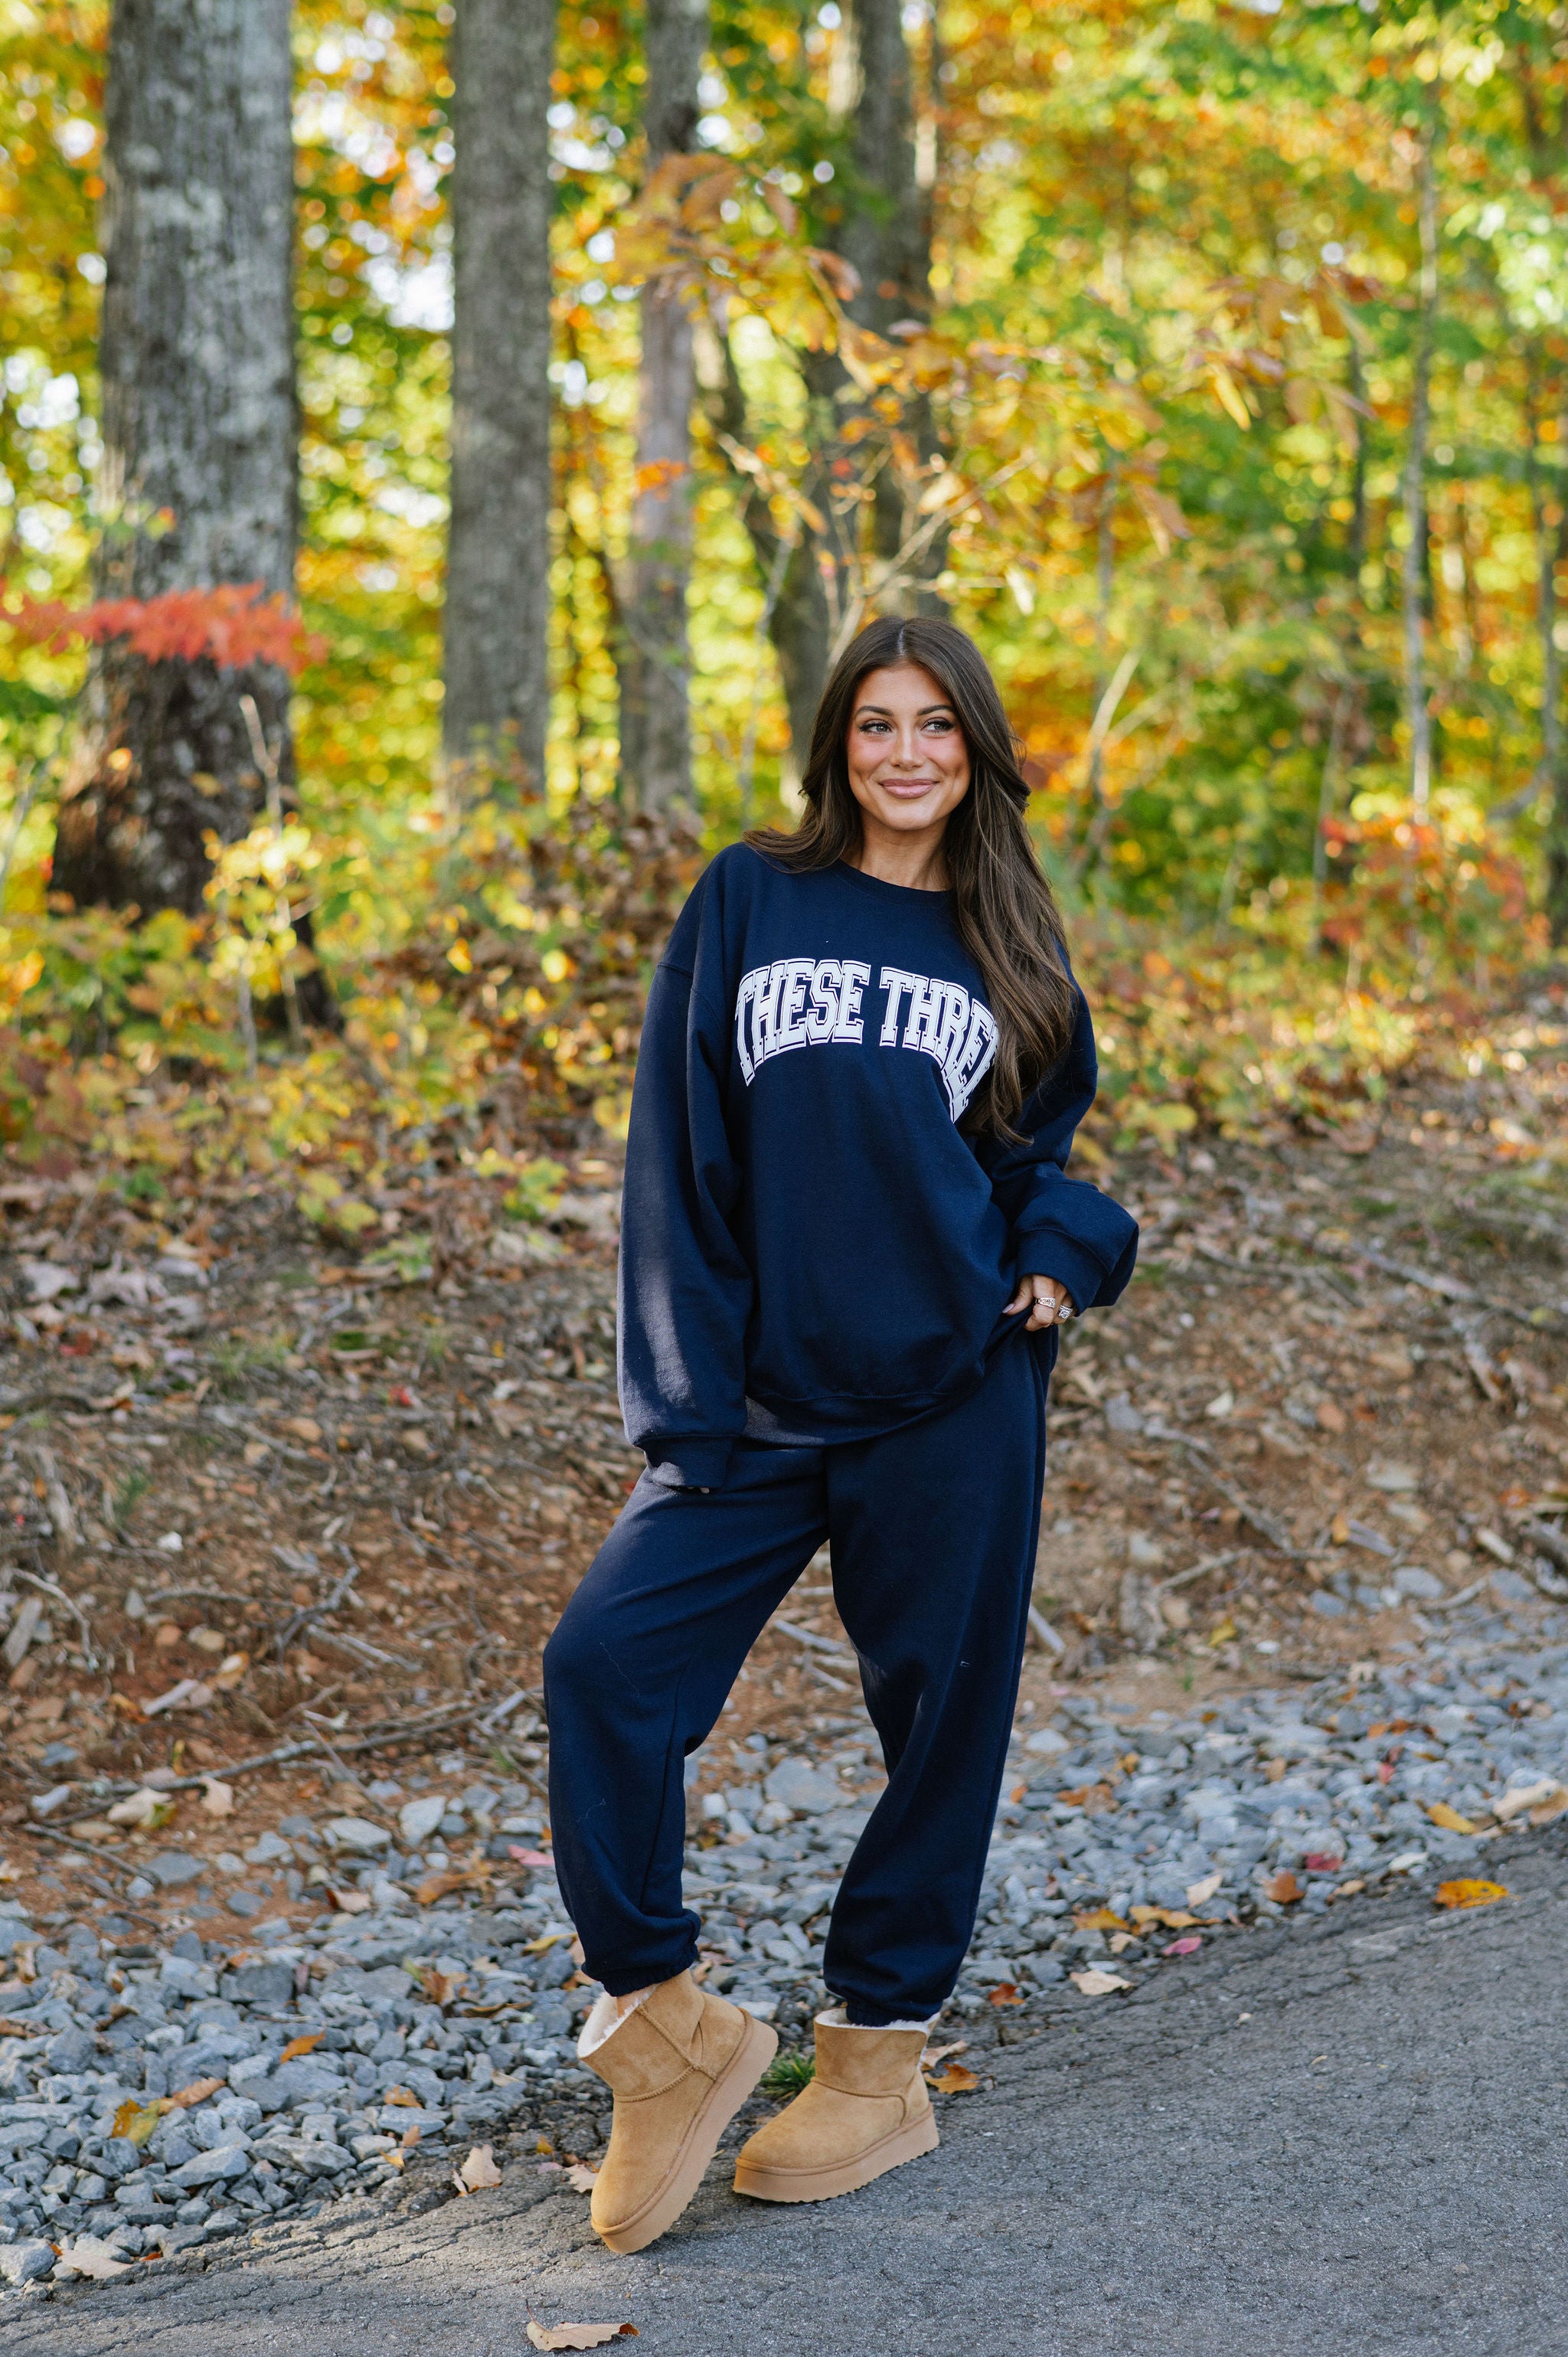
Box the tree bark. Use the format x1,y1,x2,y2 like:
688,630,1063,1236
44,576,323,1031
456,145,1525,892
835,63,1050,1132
1400,114,1439,819
443,0,556,795
56,0,302,937
619,0,708,815
716,0,938,782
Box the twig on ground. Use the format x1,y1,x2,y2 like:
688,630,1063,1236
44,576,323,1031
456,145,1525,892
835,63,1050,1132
1157,1549,1242,1594
769,1614,854,1660
270,1548,363,1662
1027,1604,1065,1655
14,1567,100,1666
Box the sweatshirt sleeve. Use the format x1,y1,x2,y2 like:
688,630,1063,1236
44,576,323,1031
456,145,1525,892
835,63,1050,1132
616,918,753,1492
978,982,1139,1313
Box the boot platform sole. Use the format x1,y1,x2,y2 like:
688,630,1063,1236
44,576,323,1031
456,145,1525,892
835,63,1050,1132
595,2009,779,2254
731,2106,939,2205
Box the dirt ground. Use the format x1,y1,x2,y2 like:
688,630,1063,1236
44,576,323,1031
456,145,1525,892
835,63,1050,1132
2,988,1565,1938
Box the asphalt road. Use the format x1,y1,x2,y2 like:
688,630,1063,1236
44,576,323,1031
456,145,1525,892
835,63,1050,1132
14,1828,1567,2357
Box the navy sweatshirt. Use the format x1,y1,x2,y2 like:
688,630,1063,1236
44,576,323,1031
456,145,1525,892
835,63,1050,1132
618,845,1138,1489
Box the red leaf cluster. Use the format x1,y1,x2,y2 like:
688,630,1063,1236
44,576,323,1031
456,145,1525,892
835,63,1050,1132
5,582,325,675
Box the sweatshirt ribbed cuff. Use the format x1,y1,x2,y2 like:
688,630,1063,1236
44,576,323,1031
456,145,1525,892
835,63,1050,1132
642,1439,733,1492
1011,1231,1103,1314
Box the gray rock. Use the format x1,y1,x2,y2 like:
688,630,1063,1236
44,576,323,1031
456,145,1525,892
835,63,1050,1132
243,1832,292,1866
46,2026,96,2071
226,1891,265,1919
166,2143,251,2190
399,1794,446,1847
147,1852,204,1888
763,1758,843,1816
1393,1565,1445,1601
0,2237,54,2285
220,1961,296,2006
322,1817,390,1855
1309,1590,1349,1618
250,2134,353,2179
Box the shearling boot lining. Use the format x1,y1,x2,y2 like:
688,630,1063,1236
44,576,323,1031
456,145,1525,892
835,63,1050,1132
577,1986,653,2059
816,2004,936,2035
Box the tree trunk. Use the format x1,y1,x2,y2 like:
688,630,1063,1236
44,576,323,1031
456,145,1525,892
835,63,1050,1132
737,0,936,778
619,0,708,816
443,0,556,796
1400,114,1439,819
56,0,302,939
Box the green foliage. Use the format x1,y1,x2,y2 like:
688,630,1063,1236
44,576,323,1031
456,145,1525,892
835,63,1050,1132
760,2048,816,2100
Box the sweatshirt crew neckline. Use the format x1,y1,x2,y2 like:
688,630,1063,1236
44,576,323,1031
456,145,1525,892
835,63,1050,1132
829,857,955,905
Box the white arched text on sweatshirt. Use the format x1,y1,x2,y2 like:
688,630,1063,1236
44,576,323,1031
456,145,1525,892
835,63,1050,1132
733,957,998,1120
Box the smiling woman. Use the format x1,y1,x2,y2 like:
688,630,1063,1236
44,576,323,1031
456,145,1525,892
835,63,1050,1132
542,613,1138,2257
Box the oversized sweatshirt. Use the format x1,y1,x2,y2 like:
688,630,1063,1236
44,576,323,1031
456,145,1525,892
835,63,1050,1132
618,844,1138,1489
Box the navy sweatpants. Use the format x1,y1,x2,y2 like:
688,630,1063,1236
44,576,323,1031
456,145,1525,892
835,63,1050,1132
543,1334,1047,2026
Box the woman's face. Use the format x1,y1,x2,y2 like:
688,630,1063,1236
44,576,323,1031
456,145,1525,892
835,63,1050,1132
844,662,971,842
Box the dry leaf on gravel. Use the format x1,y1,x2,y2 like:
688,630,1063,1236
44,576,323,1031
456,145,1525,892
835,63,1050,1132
1263,1870,1304,1905
453,2143,502,2193
110,2098,165,2146
1129,1904,1199,1930
168,2077,225,2109
415,1866,490,1905
419,1964,466,2006
985,1982,1024,2006
525,2324,638,2350
200,1777,234,1818
1426,1802,1476,1833
566,2162,599,2192
280,2032,324,2062
920,2039,968,2069
1164,1935,1203,1957
1434,1879,1509,1911
1073,1906,1129,1931
328,1885,373,1913
53,2236,133,2281
1185,1871,1223,1907
1492,1779,1568,1824
384,2085,421,2107
106,1788,172,1829
1070,1969,1132,1996
929,2061,980,2093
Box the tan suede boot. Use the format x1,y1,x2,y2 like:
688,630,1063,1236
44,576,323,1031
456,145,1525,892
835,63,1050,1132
731,2010,937,2204
578,1972,777,2253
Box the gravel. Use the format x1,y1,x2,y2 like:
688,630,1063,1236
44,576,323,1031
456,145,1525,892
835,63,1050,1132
5,1593,1566,2302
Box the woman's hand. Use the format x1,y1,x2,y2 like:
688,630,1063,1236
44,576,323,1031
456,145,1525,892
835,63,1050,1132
1005,1273,1075,1330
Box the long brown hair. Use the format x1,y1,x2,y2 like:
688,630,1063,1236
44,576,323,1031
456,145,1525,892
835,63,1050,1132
746,616,1075,1136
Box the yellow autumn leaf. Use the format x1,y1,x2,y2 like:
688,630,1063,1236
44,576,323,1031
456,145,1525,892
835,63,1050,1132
1434,1879,1508,1911
1210,364,1253,430
1426,1802,1475,1834
280,2031,324,2062
112,2097,166,2146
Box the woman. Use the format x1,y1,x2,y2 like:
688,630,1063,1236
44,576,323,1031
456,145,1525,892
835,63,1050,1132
544,615,1137,2254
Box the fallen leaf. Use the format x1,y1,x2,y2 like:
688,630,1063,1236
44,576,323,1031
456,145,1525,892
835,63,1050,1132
201,1777,234,1819
1263,1870,1303,1906
280,2032,324,2062
168,2076,225,2110
1207,1617,1237,1648
53,2234,132,2280
929,2061,980,2093
566,2162,599,2192
1108,1931,1138,1954
1492,1778,1568,1823
282,1415,323,1443
1069,1968,1132,1996
328,1885,373,1914
213,1650,250,1690
1129,1904,1199,1930
112,2097,167,2146
401,2123,422,2149
384,2085,421,2107
523,1930,573,1955
1073,1906,1129,1931
507,1845,553,1867
1185,1871,1223,1908
920,2039,967,2069
415,1865,490,1905
0,2018,34,2035
525,2325,638,2350
1434,1879,1509,1911
985,1982,1024,2006
454,2142,503,2193
107,1787,173,1829
1163,1935,1203,1957
1426,1802,1476,1834
1302,1852,1344,1873
419,1964,466,2006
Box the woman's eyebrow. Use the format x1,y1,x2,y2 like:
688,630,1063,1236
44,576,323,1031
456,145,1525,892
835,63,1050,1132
854,701,956,717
